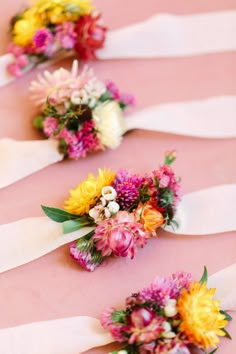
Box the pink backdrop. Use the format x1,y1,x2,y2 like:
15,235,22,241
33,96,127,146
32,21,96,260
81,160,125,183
0,1,236,353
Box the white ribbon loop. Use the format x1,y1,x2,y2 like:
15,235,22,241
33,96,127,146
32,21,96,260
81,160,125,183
125,96,236,138
0,185,235,274
0,138,63,189
165,184,236,235
0,265,235,353
98,11,236,59
0,317,113,354
0,217,93,274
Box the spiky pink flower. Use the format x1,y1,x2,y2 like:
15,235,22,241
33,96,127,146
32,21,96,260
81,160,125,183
70,242,101,271
139,276,174,307
116,181,139,209
170,272,193,298
93,211,148,259
33,28,54,51
56,22,77,49
43,116,58,137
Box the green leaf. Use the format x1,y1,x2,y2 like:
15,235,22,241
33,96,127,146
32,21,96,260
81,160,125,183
33,115,45,129
208,349,218,354
111,310,127,324
220,310,233,321
91,250,104,265
62,217,95,234
221,328,232,340
199,266,208,284
41,205,81,223
99,90,112,103
76,232,94,252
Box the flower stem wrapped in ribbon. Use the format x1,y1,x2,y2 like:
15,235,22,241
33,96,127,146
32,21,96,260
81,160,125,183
42,151,181,271
101,267,232,354
31,60,135,159
6,0,106,77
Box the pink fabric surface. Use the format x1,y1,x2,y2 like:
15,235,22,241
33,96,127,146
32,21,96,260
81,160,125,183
0,1,236,353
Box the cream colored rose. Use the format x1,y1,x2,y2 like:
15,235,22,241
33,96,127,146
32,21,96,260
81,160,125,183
92,101,125,149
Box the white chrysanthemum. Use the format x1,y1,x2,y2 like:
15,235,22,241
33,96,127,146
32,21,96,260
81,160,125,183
93,101,125,149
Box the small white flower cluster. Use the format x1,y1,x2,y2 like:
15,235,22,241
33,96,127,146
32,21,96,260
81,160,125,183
70,66,106,108
162,298,178,339
89,186,120,222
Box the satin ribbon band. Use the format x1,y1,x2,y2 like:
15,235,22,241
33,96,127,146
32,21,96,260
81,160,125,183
0,263,235,354
0,95,235,190
0,184,235,274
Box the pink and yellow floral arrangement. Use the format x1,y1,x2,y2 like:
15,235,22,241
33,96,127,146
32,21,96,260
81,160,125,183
42,151,181,271
101,267,231,354
7,0,106,77
30,60,135,159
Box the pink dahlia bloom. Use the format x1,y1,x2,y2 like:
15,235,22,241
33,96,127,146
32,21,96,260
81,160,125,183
33,28,54,52
93,211,148,259
70,242,101,271
56,22,77,49
43,116,58,137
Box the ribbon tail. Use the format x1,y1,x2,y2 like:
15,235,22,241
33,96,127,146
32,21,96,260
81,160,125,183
0,138,63,189
98,11,236,59
125,96,236,138
0,216,94,274
0,316,113,354
164,184,236,235
208,263,236,311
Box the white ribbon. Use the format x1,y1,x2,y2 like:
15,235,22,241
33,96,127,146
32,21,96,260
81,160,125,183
98,11,236,59
0,184,235,274
1,95,235,189
0,11,236,87
0,264,235,354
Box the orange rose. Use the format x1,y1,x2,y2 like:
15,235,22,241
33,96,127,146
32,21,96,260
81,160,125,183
137,203,164,234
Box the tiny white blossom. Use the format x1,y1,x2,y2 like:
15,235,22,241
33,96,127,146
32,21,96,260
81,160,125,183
102,186,117,201
108,201,120,214
89,208,100,220
164,299,178,317
71,91,82,105
104,207,111,218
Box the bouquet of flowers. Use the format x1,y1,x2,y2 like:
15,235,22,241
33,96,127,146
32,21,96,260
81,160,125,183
30,60,135,159
101,268,232,354
42,151,182,271
7,0,106,77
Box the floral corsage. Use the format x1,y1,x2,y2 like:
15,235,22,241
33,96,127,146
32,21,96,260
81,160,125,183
7,0,106,77
101,267,232,354
30,60,135,159
42,151,181,271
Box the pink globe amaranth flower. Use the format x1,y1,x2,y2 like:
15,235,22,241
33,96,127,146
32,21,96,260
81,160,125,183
116,181,139,209
100,307,116,329
70,242,101,271
56,22,77,49
74,14,106,60
170,271,193,298
93,211,148,259
125,308,165,344
33,28,54,52
43,116,58,137
7,42,24,57
139,276,174,307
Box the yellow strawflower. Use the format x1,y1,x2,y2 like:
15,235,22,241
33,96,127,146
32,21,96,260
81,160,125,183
32,0,94,24
13,9,42,46
64,169,115,215
177,282,228,349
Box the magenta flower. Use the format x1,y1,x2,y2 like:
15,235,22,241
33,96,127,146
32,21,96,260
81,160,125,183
170,271,193,298
100,307,116,329
56,22,77,49
105,80,120,100
116,181,139,209
120,93,136,106
70,242,100,272
43,116,58,137
139,276,174,306
33,28,54,52
59,128,78,145
93,211,148,259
